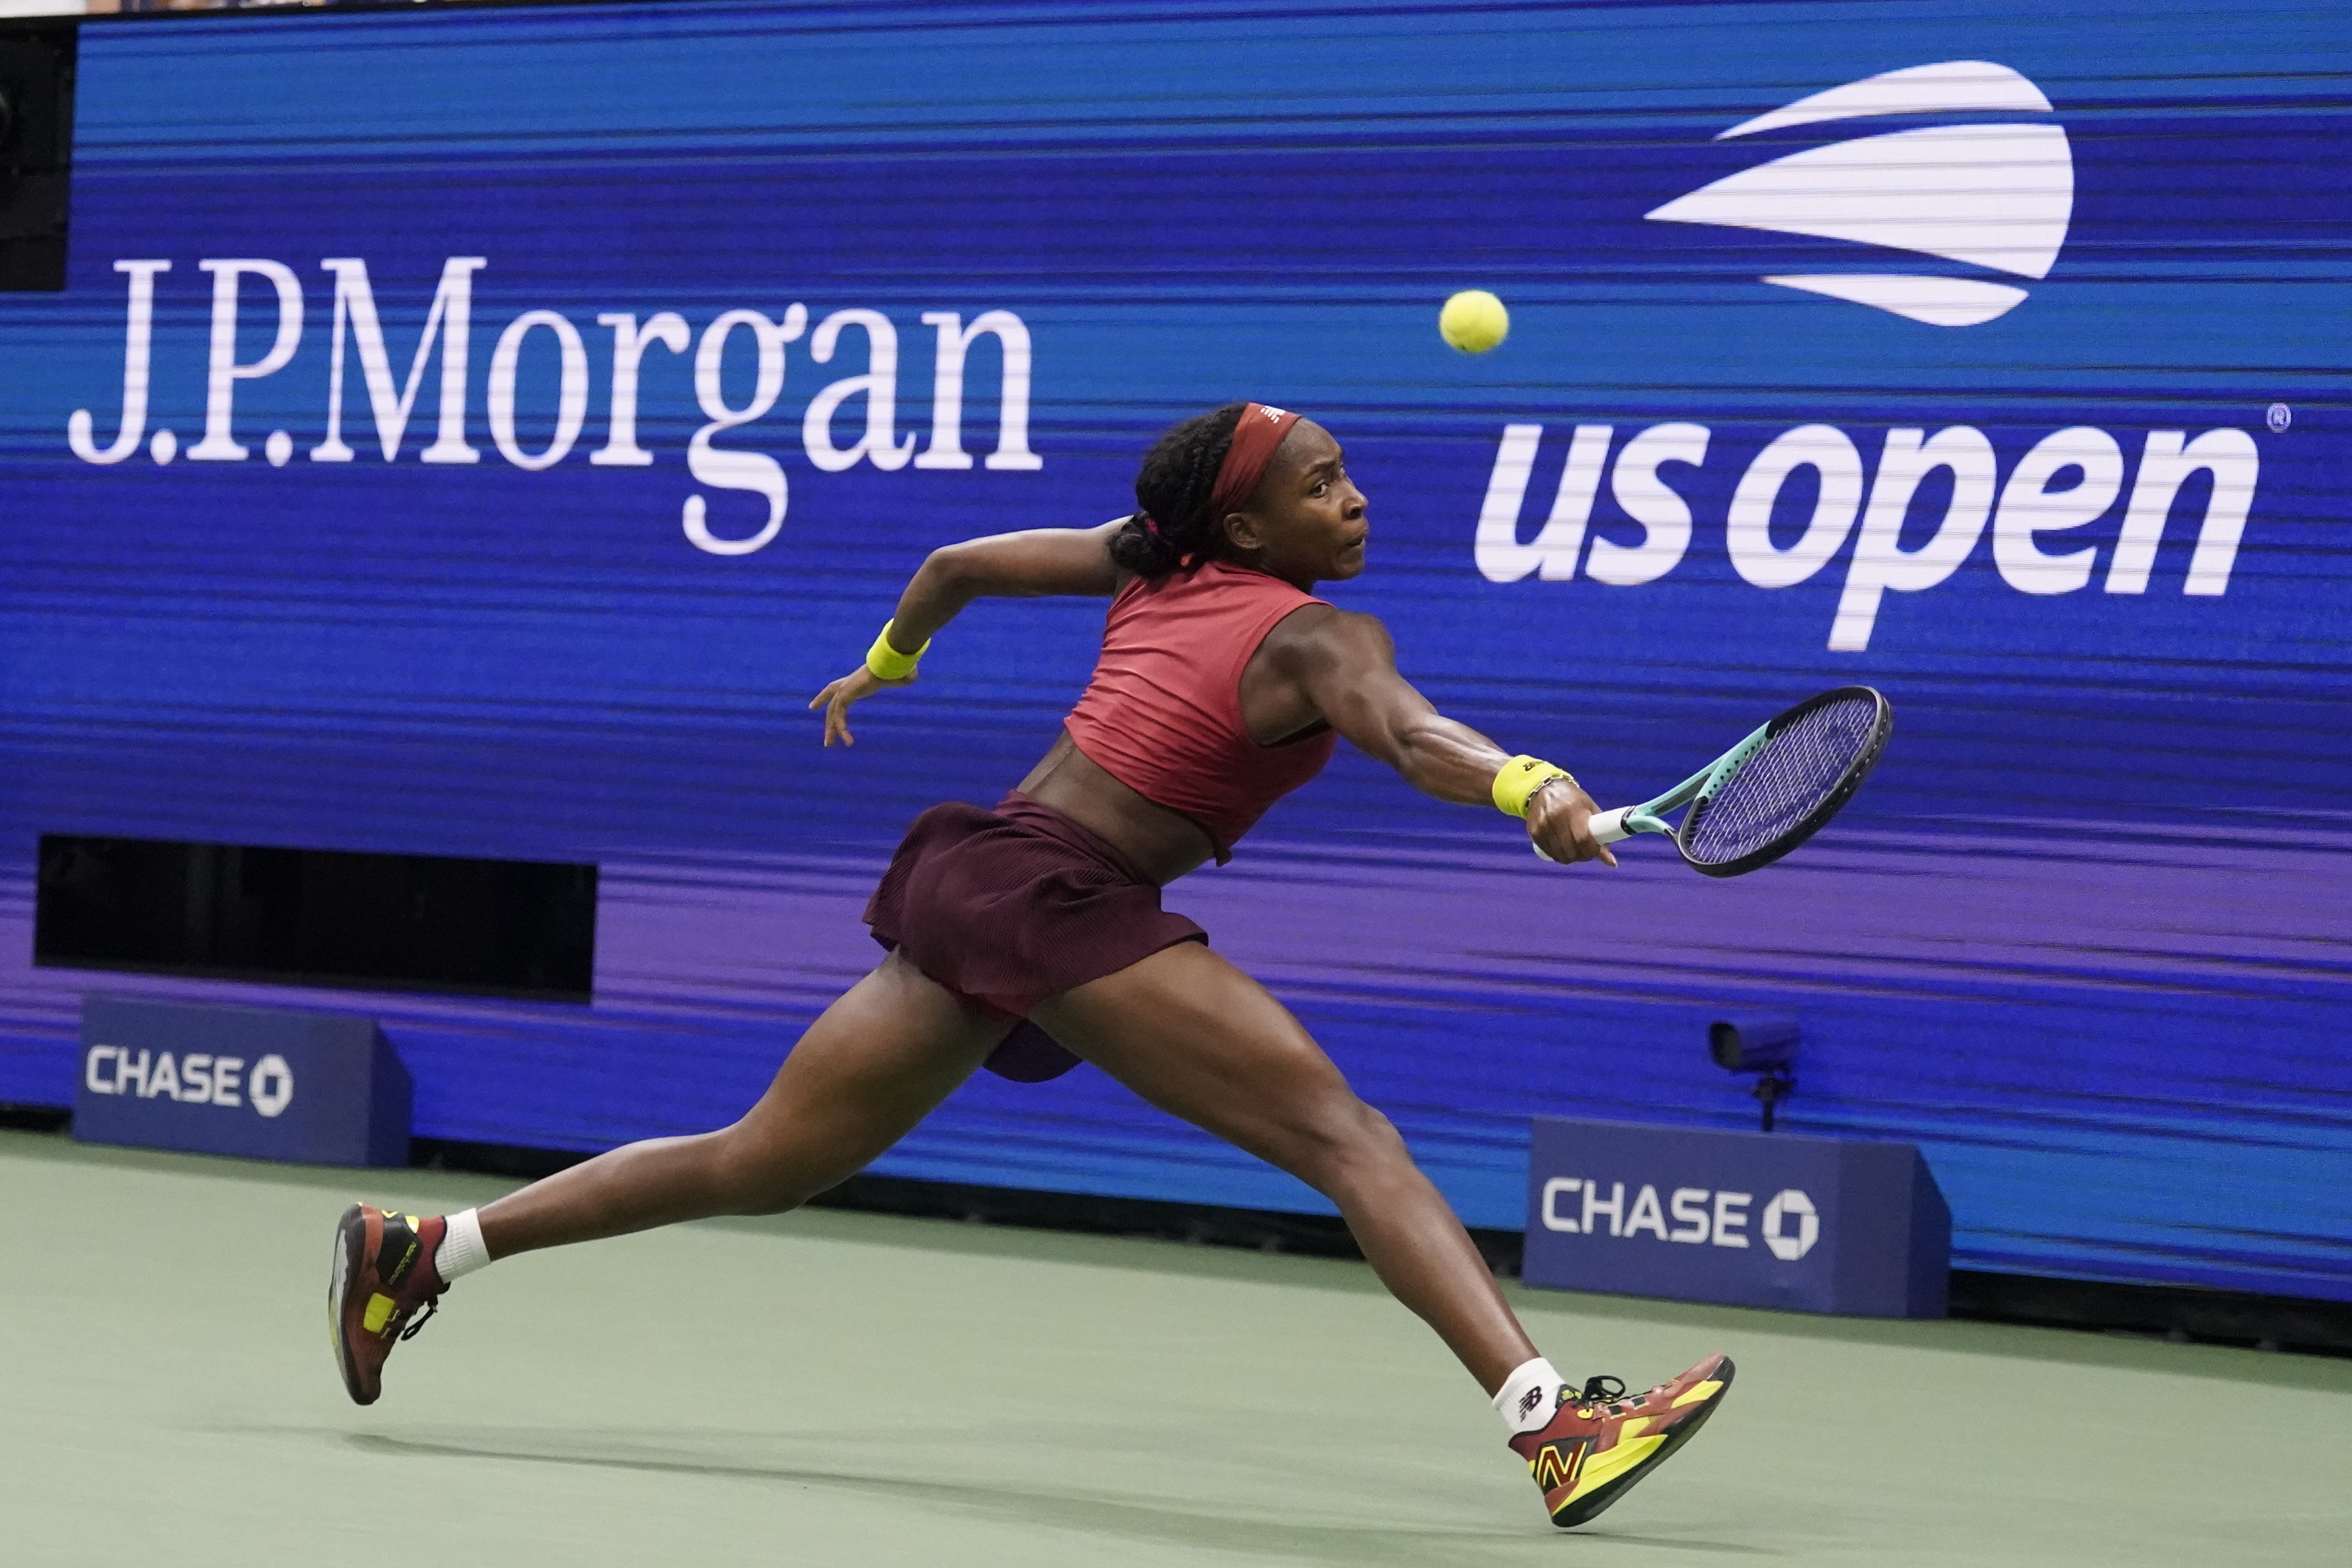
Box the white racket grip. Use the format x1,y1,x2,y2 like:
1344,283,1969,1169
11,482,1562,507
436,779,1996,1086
1531,805,1633,861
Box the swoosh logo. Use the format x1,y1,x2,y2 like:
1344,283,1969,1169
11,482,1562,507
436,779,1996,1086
1646,61,2073,326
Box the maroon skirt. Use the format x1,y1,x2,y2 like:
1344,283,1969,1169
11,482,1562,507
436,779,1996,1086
864,792,1206,1082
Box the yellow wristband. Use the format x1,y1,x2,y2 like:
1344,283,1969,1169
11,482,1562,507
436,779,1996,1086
865,619,930,681
1492,755,1576,819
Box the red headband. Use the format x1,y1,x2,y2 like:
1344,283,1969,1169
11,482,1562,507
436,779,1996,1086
1204,402,1303,528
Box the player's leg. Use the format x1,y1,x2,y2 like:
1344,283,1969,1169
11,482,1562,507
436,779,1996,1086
1027,940,1733,1528
1029,939,1533,1387
478,950,1009,1255
329,950,1006,1404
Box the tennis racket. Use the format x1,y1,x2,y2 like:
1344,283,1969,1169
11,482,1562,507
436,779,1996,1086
1543,686,1892,878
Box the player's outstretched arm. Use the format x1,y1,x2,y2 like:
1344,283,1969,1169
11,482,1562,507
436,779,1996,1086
1267,606,1614,866
810,520,1128,747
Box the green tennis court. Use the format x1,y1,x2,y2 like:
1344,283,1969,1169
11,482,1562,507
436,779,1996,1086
7,1128,2344,1568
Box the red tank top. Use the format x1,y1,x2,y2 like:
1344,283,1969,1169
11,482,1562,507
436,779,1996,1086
1063,559,1339,862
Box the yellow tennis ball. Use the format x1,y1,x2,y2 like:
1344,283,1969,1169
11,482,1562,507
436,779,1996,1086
1439,290,1510,354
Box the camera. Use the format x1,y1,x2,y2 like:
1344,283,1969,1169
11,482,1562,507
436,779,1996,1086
1708,1013,1798,1130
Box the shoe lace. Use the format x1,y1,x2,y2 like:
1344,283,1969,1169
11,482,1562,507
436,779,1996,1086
397,1298,439,1342
1578,1375,1627,1403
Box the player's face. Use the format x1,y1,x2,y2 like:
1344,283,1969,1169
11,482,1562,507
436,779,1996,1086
1226,421,1370,587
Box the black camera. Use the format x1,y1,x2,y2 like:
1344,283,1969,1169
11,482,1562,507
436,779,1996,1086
1708,1013,1798,1130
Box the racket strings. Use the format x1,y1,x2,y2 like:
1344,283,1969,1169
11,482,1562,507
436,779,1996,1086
1685,698,1878,864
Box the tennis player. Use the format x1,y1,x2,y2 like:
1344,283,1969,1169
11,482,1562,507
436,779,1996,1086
329,401,1733,1528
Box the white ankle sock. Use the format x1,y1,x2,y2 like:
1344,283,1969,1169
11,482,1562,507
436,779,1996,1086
434,1208,492,1285
1493,1356,1566,1435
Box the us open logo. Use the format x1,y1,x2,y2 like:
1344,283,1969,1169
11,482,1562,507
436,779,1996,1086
1647,61,2073,327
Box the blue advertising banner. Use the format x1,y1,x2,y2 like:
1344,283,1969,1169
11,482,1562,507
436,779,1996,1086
0,0,2344,1299
1524,1115,1951,1317
74,995,411,1166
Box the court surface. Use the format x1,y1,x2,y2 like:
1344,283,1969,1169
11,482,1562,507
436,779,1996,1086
5,1129,2345,1568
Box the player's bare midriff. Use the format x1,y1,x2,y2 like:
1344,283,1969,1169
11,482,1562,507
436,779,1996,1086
1016,733,1215,884
1017,598,1338,887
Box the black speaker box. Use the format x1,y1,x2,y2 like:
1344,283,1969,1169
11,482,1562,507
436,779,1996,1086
0,25,74,292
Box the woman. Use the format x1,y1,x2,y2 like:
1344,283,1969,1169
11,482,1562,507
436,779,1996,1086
328,402,1732,1528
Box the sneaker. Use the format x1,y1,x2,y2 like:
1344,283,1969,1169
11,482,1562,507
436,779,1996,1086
328,1204,449,1406
1509,1352,1734,1528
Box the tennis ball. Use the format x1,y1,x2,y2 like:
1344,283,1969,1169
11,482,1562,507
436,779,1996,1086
1439,290,1510,354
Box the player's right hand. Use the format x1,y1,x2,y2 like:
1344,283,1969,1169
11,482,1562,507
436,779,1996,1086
808,665,911,748
1527,777,1617,868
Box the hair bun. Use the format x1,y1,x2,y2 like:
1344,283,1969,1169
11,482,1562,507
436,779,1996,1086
1125,403,1250,579
1108,510,1182,576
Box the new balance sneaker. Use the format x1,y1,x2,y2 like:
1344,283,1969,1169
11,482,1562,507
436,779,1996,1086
1509,1352,1734,1528
328,1204,449,1406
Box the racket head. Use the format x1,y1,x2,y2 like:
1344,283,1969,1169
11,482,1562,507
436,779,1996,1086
1673,686,1892,878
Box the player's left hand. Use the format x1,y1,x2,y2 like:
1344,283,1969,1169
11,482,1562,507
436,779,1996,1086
808,665,911,747
1528,777,1617,867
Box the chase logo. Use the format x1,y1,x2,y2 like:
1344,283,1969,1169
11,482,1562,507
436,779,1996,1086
1646,61,2072,327
83,1044,295,1117
1761,1189,1820,1262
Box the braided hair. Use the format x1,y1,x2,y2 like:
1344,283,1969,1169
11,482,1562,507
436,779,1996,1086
1108,402,1250,579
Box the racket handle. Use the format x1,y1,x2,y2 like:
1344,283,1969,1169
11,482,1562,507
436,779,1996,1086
1529,805,1633,862
1586,806,1633,843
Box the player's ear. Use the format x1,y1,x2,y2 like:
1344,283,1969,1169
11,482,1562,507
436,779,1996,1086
1222,511,1264,554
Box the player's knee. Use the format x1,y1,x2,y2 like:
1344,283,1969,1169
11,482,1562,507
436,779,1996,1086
1343,1101,1412,1175
1285,1096,1409,1194
707,1124,822,1215
726,1179,806,1217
